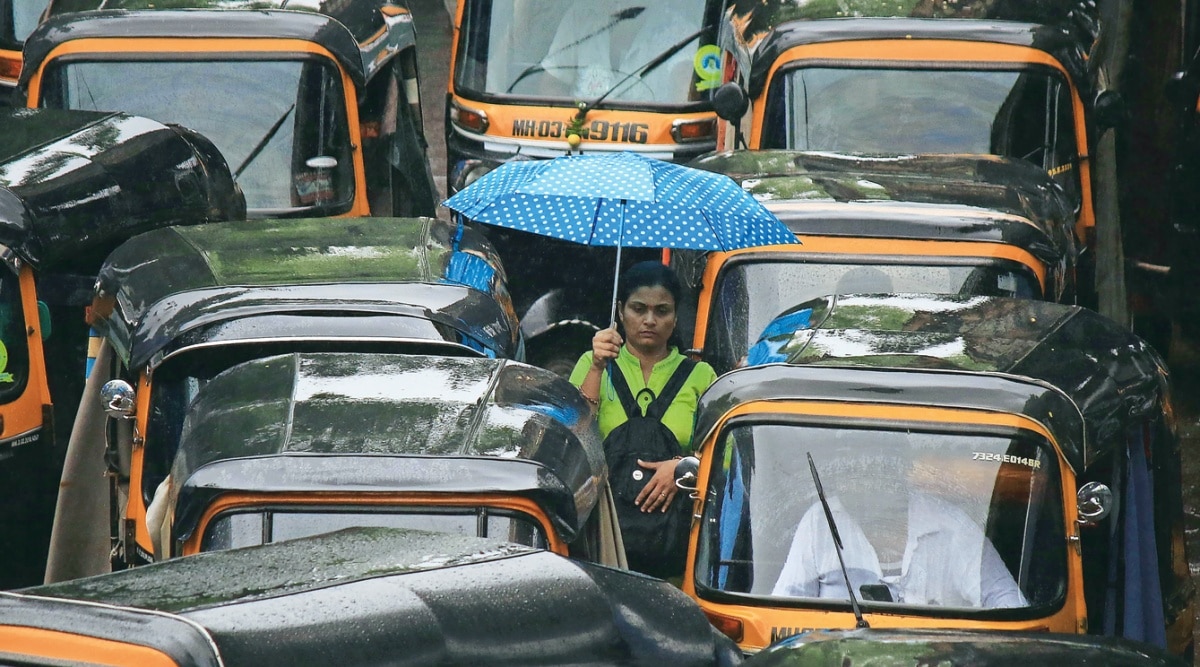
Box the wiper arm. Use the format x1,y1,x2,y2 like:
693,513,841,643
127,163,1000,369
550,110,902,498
505,7,646,94
234,103,295,179
807,452,870,629
573,24,706,123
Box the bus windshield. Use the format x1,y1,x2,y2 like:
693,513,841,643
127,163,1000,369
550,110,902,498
39,58,354,215
696,423,1066,615
456,0,711,104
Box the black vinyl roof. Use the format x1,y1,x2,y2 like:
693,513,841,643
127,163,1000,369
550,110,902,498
25,0,416,88
167,353,603,543
697,294,1166,472
8,527,735,666
0,108,243,271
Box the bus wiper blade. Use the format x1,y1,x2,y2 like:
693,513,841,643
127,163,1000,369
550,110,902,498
575,24,706,121
807,452,870,629
234,103,295,179
505,7,646,94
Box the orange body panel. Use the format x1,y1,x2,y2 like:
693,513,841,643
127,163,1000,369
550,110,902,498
684,400,1086,652
747,39,1094,242
0,626,181,667
25,37,370,216
690,236,1049,353
180,492,565,557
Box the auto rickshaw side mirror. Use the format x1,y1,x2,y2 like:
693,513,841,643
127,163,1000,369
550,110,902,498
1077,481,1113,525
1092,90,1126,131
675,455,701,496
712,83,749,123
100,379,137,419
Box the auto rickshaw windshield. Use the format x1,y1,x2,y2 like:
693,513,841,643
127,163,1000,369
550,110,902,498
202,507,549,552
456,0,710,103
696,423,1067,615
4,0,47,46
706,259,1040,373
39,57,354,214
762,66,1081,204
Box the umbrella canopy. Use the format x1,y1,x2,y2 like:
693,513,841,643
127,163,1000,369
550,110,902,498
443,152,797,323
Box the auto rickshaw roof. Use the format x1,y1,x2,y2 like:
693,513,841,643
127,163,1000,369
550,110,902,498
732,17,1086,99
0,108,243,271
748,628,1184,666
168,353,603,543
91,216,519,367
24,0,416,89
692,150,1074,263
7,527,733,666
698,294,1165,472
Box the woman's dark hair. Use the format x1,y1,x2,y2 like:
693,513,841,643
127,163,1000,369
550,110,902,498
617,261,682,306
616,261,684,349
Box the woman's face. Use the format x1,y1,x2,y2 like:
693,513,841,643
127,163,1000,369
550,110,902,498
620,285,677,353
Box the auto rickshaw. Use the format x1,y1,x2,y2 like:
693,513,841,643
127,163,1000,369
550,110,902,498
677,294,1193,658
706,1,1127,308
743,628,1186,667
20,0,438,218
47,216,519,579
0,107,244,588
6,527,743,666
133,351,622,567
675,149,1078,374
0,0,48,101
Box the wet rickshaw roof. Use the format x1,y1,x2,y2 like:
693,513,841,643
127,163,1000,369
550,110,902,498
691,150,1074,262
91,216,519,368
730,16,1086,100
698,294,1165,472
0,107,243,271
24,0,416,89
747,628,1185,666
6,527,732,666
168,353,603,543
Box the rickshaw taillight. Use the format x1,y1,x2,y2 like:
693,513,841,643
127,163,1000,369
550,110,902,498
0,58,19,80
451,101,489,134
702,608,744,643
671,118,716,143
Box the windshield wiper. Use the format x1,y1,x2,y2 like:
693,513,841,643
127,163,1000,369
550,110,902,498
505,7,646,94
572,24,707,125
807,452,870,629
234,103,295,179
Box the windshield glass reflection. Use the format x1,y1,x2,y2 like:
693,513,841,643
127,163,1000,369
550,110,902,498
457,0,709,103
696,423,1065,614
39,59,353,214
705,259,1039,373
762,67,1081,203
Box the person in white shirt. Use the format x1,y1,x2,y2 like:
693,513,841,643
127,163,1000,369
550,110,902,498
773,471,1026,609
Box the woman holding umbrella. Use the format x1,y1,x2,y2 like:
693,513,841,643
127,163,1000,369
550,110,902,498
570,261,717,576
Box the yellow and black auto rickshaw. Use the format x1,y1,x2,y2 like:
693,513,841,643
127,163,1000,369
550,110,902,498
676,293,1194,658
0,107,243,588
20,0,438,218
704,0,1129,308
46,216,520,578
674,149,1079,374
135,351,624,569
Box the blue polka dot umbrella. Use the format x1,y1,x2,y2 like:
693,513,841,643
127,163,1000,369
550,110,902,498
443,151,797,324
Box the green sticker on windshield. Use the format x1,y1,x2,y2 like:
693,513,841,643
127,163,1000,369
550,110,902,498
0,340,12,383
694,45,721,92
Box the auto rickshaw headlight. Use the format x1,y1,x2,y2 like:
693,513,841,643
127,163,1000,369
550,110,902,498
450,100,489,134
100,379,137,419
1077,481,1113,525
